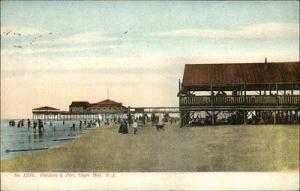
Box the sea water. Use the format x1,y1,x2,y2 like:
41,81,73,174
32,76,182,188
1,119,86,160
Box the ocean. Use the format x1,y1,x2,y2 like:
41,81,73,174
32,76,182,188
1,119,86,160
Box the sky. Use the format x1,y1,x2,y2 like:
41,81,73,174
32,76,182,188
1,1,299,119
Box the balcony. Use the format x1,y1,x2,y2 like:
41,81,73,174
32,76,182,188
179,95,300,107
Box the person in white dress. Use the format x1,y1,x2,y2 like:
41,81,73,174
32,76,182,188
133,120,138,135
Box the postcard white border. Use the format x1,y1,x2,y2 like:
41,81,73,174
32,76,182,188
1,172,299,191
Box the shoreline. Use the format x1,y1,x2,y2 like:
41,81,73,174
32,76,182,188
1,124,95,161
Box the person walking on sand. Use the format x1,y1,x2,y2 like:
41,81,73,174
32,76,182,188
118,118,128,134
132,120,139,135
118,120,124,133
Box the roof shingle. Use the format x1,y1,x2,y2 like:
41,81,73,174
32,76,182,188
182,62,300,86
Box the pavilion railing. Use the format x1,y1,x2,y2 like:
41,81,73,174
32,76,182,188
179,95,300,106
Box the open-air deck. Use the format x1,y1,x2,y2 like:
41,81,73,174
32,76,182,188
178,61,300,126
180,95,300,109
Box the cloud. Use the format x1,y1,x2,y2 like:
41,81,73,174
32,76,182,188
1,31,122,55
153,23,299,39
1,56,183,80
1,26,45,36
36,32,117,45
1,46,98,55
1,44,124,56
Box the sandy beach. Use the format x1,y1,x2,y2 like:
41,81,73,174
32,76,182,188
1,123,299,172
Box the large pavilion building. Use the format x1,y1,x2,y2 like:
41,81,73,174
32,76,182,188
32,99,127,121
178,61,300,127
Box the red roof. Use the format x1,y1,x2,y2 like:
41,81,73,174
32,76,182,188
70,101,90,107
182,61,300,86
91,99,122,106
33,106,60,111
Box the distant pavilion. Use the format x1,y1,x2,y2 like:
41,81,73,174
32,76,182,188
32,99,127,121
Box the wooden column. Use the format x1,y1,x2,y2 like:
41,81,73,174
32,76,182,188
244,111,247,125
244,84,246,104
143,112,146,125
180,112,183,127
210,84,213,106
240,85,243,96
211,111,215,125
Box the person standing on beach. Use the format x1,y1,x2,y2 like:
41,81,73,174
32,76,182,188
118,118,128,134
33,121,37,133
38,119,44,133
118,120,123,133
27,119,31,130
79,120,82,130
124,119,128,133
132,120,139,135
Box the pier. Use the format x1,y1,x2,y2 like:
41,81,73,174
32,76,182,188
33,106,180,121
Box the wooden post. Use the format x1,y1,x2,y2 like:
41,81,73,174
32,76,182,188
240,85,243,96
143,113,146,125
244,111,247,125
244,84,246,104
211,111,215,125
276,83,278,95
180,111,189,127
210,84,213,106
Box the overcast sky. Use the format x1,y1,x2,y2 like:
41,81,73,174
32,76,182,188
1,1,299,118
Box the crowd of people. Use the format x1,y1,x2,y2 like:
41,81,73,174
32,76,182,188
8,113,178,136
118,113,178,135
